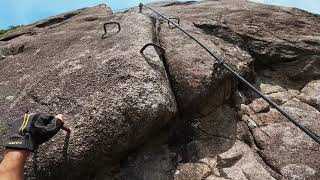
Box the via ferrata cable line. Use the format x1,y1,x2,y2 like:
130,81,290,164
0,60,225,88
139,3,320,144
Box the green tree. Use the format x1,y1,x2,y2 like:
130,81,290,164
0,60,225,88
0,25,23,35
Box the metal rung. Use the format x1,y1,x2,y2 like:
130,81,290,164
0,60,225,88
140,43,165,54
98,4,107,7
103,22,121,34
168,18,180,29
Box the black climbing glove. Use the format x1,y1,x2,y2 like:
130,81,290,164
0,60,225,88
5,113,64,151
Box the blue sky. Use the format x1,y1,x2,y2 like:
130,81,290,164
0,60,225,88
0,0,319,29
0,0,159,29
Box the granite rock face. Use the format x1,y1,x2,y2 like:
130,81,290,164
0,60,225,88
0,0,320,179
0,5,177,180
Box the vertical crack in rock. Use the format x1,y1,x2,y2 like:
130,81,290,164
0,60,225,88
257,151,283,178
147,14,194,148
149,15,183,117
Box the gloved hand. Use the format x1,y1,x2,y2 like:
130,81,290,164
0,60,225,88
5,113,64,151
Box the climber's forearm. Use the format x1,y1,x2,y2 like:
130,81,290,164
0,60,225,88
0,149,30,180
1,114,65,179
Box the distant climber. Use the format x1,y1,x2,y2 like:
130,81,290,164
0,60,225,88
0,113,65,180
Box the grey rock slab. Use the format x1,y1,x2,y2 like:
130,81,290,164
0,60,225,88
0,6,177,180
181,105,274,179
175,141,275,180
250,99,320,180
174,162,212,180
143,0,320,116
157,10,253,117
150,0,320,62
0,0,320,179
113,144,177,180
299,80,320,111
249,98,270,113
187,105,238,161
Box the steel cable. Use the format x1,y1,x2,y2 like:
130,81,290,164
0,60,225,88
140,3,320,144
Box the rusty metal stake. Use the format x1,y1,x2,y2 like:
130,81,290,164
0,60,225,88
98,4,107,8
140,43,165,54
103,22,121,34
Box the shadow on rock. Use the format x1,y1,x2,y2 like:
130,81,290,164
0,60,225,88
32,132,71,180
185,105,238,162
